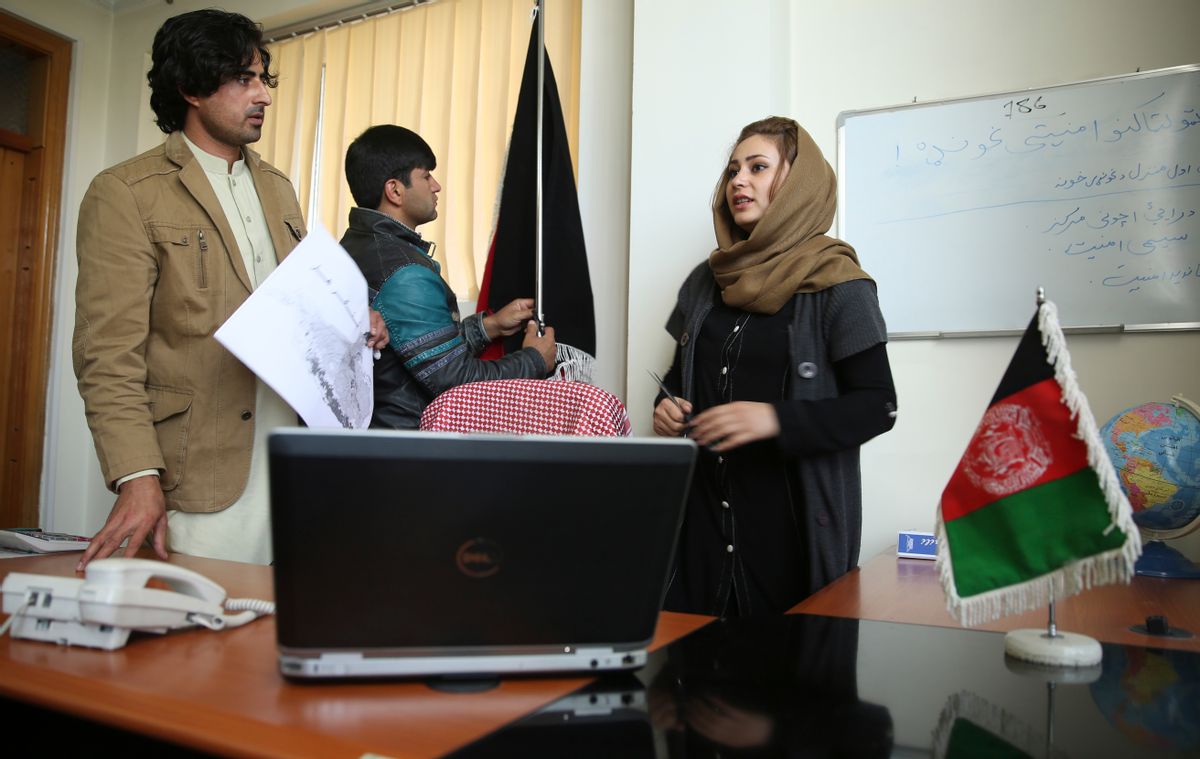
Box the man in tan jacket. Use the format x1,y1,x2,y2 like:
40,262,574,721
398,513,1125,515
73,10,385,568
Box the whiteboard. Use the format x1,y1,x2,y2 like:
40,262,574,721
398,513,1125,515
837,65,1200,336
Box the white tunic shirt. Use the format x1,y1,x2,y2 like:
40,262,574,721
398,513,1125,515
164,134,297,564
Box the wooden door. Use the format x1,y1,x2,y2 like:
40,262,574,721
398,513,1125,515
0,12,70,530
0,146,27,514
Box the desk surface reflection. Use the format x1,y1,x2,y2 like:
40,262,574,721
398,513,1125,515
452,614,1199,758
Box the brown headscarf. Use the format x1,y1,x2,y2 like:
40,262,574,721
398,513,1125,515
709,120,870,315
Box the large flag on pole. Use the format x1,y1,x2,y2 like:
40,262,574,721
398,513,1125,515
935,298,1141,626
477,14,595,359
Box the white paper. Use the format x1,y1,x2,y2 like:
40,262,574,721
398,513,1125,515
216,222,373,428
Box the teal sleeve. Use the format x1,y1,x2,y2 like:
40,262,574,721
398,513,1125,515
372,263,548,393
373,265,466,375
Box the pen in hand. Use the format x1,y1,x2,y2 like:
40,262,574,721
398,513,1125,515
649,370,691,436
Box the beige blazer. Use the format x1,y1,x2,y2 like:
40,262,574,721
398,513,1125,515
73,131,305,513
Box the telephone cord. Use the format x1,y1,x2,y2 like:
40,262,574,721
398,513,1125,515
222,597,276,628
0,599,31,639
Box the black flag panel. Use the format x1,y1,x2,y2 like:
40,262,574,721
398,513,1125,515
477,17,595,357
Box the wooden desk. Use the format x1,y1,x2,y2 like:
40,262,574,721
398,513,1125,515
0,553,712,758
791,549,1200,652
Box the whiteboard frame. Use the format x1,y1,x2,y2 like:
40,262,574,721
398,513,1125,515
836,63,1200,339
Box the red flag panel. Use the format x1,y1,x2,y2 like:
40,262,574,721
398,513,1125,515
941,378,1089,522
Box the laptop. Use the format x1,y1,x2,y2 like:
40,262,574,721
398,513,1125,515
267,428,696,679
446,674,653,757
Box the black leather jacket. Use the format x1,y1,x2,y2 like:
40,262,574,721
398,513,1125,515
340,208,546,428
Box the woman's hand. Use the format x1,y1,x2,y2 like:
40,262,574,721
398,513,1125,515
684,695,774,749
688,401,780,451
654,396,693,438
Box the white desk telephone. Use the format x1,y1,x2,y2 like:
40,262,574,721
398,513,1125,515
0,558,274,650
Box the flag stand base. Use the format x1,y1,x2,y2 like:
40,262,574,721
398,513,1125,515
1003,651,1102,683
1003,629,1102,667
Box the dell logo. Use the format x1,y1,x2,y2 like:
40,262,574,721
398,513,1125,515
456,538,503,578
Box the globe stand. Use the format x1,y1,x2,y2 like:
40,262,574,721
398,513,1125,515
1004,598,1102,667
1135,540,1200,579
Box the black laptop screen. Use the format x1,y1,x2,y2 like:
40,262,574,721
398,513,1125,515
268,430,696,651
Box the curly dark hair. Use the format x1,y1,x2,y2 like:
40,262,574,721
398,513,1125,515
147,9,278,134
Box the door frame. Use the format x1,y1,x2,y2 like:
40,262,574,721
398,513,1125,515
0,10,71,529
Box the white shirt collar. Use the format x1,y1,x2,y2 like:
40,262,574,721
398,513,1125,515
181,131,248,177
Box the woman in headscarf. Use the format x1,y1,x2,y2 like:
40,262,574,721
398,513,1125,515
654,116,897,616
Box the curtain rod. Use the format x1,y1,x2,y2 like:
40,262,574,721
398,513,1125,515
263,0,436,43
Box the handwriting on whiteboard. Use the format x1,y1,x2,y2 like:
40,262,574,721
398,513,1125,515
897,94,1199,167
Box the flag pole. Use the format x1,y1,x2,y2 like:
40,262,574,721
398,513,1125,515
1045,681,1056,757
1036,284,1065,648
1004,285,1102,666
1039,285,1061,645
1046,590,1058,639
534,0,545,333
525,0,598,381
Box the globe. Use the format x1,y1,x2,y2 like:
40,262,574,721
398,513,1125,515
1101,395,1200,578
1090,643,1200,752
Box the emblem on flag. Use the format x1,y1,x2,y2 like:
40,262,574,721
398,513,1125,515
961,403,1052,496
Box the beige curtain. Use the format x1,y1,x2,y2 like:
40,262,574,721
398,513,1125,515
257,0,582,300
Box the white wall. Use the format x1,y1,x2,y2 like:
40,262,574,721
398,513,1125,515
628,0,1200,563
627,0,792,420
577,0,632,398
794,0,1200,563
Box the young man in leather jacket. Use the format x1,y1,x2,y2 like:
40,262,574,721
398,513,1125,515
339,124,556,428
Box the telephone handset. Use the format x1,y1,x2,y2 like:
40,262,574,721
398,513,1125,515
0,558,274,650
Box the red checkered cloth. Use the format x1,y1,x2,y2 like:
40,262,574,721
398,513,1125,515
419,379,631,437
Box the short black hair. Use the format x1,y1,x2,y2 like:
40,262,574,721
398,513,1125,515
148,9,277,134
345,125,438,210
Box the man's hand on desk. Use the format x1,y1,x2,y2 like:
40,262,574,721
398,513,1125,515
76,475,169,571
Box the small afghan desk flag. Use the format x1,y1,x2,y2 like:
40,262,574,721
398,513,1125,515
935,299,1141,626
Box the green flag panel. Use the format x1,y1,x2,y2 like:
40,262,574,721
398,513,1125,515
945,468,1128,598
